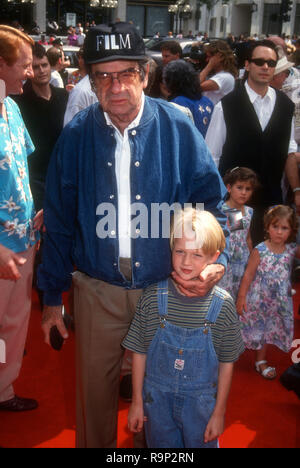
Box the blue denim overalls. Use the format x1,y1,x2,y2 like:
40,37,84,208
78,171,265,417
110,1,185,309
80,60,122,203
143,279,227,448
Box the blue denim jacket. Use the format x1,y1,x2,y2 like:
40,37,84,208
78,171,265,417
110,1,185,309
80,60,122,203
38,97,228,306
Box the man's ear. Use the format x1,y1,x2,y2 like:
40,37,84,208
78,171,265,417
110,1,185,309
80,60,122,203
244,59,250,72
142,62,150,90
0,56,6,71
0,79,6,102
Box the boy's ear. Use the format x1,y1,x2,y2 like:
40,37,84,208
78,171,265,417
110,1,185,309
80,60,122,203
210,250,220,264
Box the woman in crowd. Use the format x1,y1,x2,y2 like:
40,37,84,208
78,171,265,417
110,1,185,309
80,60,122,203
163,59,214,137
200,40,237,105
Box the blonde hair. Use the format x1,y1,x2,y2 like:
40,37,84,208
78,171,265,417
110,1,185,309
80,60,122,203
0,25,34,65
170,207,226,256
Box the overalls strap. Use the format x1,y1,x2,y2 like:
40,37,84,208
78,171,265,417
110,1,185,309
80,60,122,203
157,279,169,317
205,287,228,324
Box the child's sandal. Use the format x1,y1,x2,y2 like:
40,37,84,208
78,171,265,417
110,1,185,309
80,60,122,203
255,360,277,380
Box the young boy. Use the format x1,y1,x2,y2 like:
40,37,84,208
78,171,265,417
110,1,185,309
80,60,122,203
123,208,244,448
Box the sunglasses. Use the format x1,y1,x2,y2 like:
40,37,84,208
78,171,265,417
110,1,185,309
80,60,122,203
249,58,277,68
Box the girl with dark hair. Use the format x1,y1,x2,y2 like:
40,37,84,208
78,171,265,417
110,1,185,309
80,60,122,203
163,59,214,137
219,167,258,301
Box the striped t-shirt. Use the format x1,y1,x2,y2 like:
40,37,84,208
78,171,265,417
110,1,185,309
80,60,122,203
123,279,244,363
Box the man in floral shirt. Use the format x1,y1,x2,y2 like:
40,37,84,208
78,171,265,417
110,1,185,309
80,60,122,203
0,25,42,412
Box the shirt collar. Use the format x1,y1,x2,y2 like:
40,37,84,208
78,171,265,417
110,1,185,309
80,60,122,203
104,92,145,133
245,80,275,104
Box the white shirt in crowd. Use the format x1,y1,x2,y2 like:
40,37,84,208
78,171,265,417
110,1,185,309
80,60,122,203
63,74,98,126
50,70,64,89
104,93,145,259
205,80,298,167
202,71,235,105
77,33,86,47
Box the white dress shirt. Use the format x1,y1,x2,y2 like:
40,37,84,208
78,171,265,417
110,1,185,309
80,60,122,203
64,75,98,126
104,93,145,258
205,80,297,167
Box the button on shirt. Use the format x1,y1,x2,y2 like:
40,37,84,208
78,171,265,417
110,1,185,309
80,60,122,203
104,93,145,259
0,97,37,253
205,80,297,167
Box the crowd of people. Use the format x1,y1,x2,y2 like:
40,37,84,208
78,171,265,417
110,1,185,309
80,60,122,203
0,20,299,450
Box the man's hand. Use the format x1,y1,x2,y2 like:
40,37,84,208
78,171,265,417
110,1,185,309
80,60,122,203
42,305,69,346
33,209,44,231
172,264,225,297
0,244,27,281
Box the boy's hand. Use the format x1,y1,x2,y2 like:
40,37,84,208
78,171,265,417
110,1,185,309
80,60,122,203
204,413,225,443
128,402,146,433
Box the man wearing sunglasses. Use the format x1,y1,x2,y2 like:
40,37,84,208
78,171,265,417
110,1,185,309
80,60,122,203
205,39,299,245
38,22,230,448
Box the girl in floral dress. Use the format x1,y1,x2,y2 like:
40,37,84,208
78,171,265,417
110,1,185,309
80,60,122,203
237,206,300,380
219,167,258,301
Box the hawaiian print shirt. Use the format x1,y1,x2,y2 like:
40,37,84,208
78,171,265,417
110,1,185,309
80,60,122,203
0,97,37,253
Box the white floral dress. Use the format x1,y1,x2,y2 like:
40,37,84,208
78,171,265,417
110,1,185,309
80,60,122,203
240,242,296,352
219,204,253,300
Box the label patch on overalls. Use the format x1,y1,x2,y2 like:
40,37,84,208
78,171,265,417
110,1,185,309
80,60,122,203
174,359,185,371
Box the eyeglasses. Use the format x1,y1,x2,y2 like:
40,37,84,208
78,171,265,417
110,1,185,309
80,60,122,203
249,58,277,68
92,67,142,87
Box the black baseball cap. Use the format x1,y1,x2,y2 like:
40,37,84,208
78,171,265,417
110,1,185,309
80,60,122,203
83,22,146,64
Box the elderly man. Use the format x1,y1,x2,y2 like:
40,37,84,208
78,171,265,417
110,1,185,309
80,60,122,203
205,40,300,246
38,22,229,448
0,25,42,412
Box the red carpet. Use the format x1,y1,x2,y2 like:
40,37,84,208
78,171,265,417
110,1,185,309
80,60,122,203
0,288,299,448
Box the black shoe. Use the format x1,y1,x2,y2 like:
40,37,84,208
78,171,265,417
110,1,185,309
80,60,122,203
280,364,300,399
0,396,38,412
292,265,300,283
119,374,132,402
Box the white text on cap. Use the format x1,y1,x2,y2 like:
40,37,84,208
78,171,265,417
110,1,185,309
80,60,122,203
96,34,132,51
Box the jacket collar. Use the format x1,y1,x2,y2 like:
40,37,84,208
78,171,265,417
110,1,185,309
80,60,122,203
93,95,156,131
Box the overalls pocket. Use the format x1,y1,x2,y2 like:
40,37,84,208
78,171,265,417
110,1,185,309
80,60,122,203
156,339,205,381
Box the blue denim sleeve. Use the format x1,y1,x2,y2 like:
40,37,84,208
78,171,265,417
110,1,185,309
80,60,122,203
179,122,229,269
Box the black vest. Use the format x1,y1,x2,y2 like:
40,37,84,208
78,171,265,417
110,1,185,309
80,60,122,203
219,83,295,206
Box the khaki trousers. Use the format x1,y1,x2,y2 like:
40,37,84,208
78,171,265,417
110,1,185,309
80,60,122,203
72,270,143,448
0,245,36,402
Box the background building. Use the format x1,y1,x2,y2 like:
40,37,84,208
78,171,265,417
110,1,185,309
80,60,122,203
0,0,299,38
